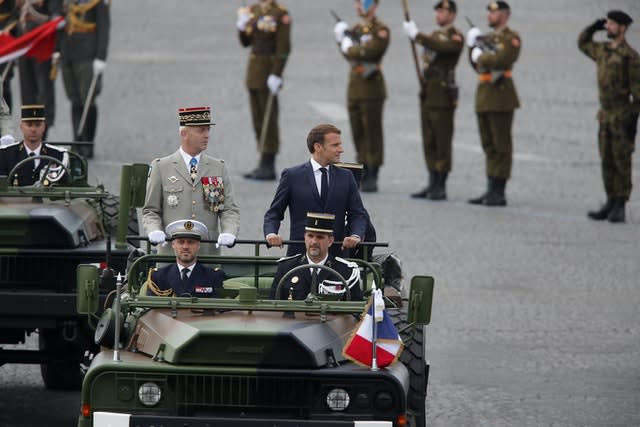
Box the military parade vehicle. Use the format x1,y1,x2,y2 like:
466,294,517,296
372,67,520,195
76,240,434,426
0,151,147,390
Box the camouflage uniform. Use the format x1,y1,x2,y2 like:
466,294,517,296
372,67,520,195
238,2,291,179
17,0,62,131
412,23,463,199
57,0,110,154
579,20,640,222
468,25,520,206
342,16,389,192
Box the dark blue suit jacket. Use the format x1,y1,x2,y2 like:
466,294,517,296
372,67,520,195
147,262,224,297
263,161,367,256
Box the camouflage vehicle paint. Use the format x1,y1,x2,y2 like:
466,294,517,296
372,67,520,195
0,156,148,390
77,249,434,427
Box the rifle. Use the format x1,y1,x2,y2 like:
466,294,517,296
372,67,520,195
400,0,426,100
465,16,496,52
330,10,359,40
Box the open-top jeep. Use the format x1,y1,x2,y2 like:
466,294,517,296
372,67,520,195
76,239,434,427
0,154,147,390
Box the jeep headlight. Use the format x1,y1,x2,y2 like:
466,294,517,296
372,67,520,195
326,388,350,411
138,382,162,407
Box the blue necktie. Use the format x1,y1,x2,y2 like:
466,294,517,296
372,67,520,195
189,157,198,182
320,167,328,207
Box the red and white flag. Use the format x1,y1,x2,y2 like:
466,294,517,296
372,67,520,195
343,287,403,368
0,17,65,65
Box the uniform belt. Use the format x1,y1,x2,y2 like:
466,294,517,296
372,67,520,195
478,70,512,82
66,21,96,34
352,63,381,73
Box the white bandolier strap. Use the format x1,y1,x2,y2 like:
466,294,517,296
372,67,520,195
319,257,361,295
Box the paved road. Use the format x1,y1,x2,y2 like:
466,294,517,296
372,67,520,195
1,1,639,426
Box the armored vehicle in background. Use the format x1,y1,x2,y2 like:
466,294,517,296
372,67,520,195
0,154,148,390
76,245,434,427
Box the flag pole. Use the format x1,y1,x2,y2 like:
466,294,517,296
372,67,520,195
370,288,379,371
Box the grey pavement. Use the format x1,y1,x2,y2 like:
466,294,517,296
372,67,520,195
1,1,640,426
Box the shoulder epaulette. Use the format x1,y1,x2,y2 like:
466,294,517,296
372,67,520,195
44,143,67,153
277,254,300,263
0,140,20,150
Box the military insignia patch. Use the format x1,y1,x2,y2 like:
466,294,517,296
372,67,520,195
291,276,299,284
167,194,179,207
452,34,463,42
377,29,388,39
281,14,290,25
168,176,178,183
511,37,520,48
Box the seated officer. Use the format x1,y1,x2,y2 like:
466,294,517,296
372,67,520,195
0,105,68,186
146,219,224,297
270,212,363,300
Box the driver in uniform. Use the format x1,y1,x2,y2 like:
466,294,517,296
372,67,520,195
0,104,68,186
270,212,362,300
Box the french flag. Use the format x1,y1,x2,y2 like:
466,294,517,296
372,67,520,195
343,288,403,368
0,17,65,65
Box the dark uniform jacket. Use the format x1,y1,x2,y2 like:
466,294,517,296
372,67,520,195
342,16,389,101
0,141,66,186
239,1,291,89
58,0,110,62
473,26,521,112
270,254,362,301
415,25,464,108
146,262,224,298
263,161,367,256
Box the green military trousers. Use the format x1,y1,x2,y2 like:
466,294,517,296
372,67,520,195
598,118,635,201
476,111,514,179
421,106,455,173
348,99,385,166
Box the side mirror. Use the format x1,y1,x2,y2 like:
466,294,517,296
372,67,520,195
407,275,434,325
77,264,100,315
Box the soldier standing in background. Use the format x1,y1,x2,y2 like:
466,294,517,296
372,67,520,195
334,0,390,192
0,0,17,112
237,0,291,181
466,1,520,207
56,0,110,158
579,10,639,224
16,0,61,140
403,0,463,200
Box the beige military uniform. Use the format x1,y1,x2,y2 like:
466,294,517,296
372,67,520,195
142,151,240,255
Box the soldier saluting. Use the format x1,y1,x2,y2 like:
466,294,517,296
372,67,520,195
579,10,640,224
466,1,520,207
402,0,463,200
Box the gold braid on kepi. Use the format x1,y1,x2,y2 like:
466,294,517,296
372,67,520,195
145,268,174,297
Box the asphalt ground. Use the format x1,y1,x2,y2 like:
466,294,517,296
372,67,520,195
1,1,640,426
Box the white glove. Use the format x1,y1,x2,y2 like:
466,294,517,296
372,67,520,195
236,7,252,31
267,74,282,95
466,27,482,48
0,134,15,146
334,21,348,43
403,20,418,40
51,51,61,62
148,230,167,245
471,47,483,63
92,59,106,75
340,37,353,54
216,233,236,248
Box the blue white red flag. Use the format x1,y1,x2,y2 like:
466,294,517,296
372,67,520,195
0,17,65,65
343,289,403,368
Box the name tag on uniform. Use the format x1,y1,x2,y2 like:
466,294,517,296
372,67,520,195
195,286,213,294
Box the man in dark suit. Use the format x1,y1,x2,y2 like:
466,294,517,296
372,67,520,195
0,104,68,186
146,219,224,298
264,123,367,256
271,213,363,301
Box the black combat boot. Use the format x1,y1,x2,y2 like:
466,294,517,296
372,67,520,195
484,177,507,206
587,198,614,220
411,170,436,198
361,166,379,192
427,171,447,200
244,153,276,180
468,177,490,205
607,198,626,223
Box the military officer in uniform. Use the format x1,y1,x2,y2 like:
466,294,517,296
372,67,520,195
56,0,110,158
466,1,520,206
16,0,61,138
237,0,291,180
579,10,639,224
334,0,390,192
270,212,363,301
145,219,224,298
0,104,68,186
403,0,463,200
142,106,241,255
